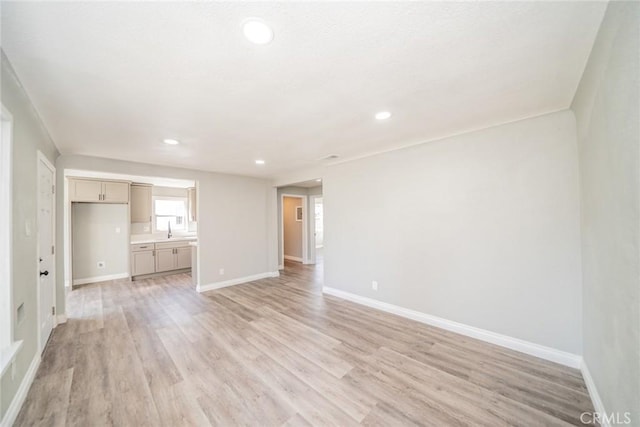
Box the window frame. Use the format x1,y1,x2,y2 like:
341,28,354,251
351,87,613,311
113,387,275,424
1,103,22,376
152,195,189,233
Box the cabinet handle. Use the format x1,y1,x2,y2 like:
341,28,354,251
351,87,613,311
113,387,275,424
152,250,155,256
139,246,148,249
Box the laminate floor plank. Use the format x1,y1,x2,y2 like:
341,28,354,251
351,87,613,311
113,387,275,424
14,261,595,426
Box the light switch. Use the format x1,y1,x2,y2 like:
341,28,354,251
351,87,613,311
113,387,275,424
115,227,121,234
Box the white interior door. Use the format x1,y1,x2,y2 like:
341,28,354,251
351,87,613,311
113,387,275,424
37,154,55,352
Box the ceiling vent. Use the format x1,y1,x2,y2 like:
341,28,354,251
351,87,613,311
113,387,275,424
321,155,340,161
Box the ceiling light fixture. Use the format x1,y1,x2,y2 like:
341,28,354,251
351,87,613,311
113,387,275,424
243,18,274,45
163,139,180,145
375,111,392,120
316,179,322,182
255,159,265,165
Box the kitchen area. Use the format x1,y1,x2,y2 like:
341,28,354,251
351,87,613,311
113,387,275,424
66,172,199,289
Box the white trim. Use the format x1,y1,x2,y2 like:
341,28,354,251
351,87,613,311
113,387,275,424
36,151,56,355
1,104,13,352
73,272,130,286
581,360,610,427
284,255,303,262
322,286,582,369
56,314,68,325
0,340,22,378
279,193,308,268
197,271,280,293
0,352,40,427
278,264,284,270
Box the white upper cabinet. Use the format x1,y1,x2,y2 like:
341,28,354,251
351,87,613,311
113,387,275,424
130,184,152,222
69,179,102,202
69,178,130,203
102,181,129,203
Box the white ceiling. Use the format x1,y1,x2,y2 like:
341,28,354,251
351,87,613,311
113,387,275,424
1,1,606,178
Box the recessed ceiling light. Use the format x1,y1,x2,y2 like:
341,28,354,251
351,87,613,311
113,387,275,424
316,179,322,182
375,111,392,120
243,19,274,45
255,159,265,165
163,139,180,145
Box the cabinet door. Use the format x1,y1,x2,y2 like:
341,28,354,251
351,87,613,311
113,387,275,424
188,187,197,222
130,185,152,222
176,247,192,269
70,179,101,202
103,181,129,203
131,250,155,276
155,248,176,273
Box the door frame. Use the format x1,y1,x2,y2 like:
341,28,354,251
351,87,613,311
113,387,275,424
36,150,57,354
279,193,308,267
1,104,14,350
308,195,323,265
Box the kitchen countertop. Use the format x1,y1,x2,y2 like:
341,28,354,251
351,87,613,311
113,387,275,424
131,236,198,244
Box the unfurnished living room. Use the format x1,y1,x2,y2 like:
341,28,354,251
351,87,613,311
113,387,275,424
0,1,638,426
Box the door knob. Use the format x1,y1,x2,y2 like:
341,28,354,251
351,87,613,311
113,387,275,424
40,270,49,277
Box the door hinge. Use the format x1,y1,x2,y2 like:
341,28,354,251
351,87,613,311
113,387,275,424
52,184,55,194
51,245,55,255
51,306,55,315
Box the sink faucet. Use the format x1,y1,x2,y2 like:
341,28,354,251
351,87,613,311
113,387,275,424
167,221,172,239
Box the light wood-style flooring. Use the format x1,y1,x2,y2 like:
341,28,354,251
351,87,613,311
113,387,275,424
16,260,594,426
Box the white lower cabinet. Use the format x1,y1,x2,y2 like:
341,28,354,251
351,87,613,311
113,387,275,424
131,240,195,278
131,250,155,276
176,247,192,270
155,248,176,273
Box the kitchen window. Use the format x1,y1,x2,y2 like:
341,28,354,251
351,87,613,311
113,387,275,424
153,197,188,232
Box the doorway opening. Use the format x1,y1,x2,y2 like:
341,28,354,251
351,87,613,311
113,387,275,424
277,179,323,271
281,194,307,264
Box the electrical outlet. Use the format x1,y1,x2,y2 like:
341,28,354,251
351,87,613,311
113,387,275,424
372,281,378,291
115,227,121,234
143,226,150,232
97,261,105,269
219,268,224,275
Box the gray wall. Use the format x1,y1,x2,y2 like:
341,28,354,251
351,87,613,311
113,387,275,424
1,52,60,420
283,196,303,259
324,110,583,354
571,1,640,421
72,203,129,282
56,155,275,314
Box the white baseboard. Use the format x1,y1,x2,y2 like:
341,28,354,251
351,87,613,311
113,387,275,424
197,271,280,293
278,264,284,270
73,272,129,286
1,352,40,427
322,286,582,369
56,314,67,325
284,255,303,262
581,360,609,427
